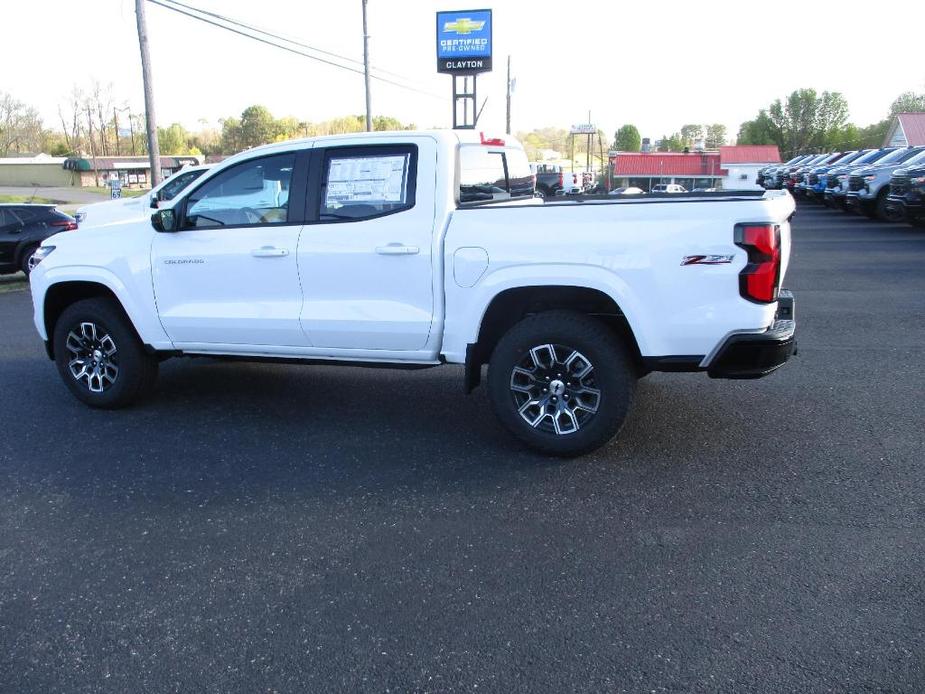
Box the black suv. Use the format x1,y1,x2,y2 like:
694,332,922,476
0,204,77,276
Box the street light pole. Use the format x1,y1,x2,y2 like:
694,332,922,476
362,0,372,132
135,0,162,186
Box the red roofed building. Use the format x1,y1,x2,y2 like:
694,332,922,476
609,145,783,192
609,152,724,191
883,113,925,147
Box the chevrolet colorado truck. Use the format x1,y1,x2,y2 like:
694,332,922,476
28,130,797,456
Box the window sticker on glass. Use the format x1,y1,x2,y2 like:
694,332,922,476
325,155,409,208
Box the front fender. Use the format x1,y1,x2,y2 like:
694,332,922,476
31,264,172,349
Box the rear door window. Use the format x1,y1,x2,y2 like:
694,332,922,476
459,146,535,203
317,144,417,222
459,148,508,202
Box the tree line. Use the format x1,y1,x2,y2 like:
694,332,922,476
3,83,924,162
738,89,925,157
0,84,416,159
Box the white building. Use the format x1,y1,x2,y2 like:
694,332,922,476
719,146,781,191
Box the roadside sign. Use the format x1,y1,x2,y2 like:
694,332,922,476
436,9,492,74
109,176,122,200
570,124,596,135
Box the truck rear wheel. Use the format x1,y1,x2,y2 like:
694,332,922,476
52,298,158,409
487,310,636,457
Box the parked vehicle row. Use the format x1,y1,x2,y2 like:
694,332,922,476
757,146,925,226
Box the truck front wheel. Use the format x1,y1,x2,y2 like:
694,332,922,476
487,310,636,457
52,298,158,409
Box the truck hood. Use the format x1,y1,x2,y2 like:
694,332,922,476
47,217,150,250
76,194,153,228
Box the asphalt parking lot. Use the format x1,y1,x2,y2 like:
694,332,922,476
1,205,923,693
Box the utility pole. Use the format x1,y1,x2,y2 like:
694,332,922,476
362,0,372,132
505,55,512,135
113,108,121,156
135,0,162,186
586,109,591,174
85,107,100,187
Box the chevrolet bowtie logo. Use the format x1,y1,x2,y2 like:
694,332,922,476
443,17,485,34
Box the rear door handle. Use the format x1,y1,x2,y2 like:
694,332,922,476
251,246,289,258
375,244,419,255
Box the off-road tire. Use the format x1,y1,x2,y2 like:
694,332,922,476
487,310,636,457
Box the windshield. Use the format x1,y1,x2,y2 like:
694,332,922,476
872,147,920,166
828,151,864,166
850,149,893,167
899,149,925,167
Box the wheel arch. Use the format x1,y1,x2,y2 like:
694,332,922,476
42,280,143,360
463,284,643,393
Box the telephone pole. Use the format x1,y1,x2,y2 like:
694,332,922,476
505,55,512,135
135,0,162,186
362,0,372,132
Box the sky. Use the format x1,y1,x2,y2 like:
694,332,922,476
3,0,924,143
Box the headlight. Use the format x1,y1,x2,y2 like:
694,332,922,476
863,174,877,182
912,176,925,186
30,245,56,269
837,174,847,180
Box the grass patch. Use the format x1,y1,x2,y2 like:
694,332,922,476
0,276,28,293
0,194,58,204
82,187,147,198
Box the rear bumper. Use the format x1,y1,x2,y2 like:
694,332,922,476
706,290,796,379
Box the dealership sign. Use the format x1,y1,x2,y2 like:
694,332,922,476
436,9,492,74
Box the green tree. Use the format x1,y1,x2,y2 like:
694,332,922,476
239,105,276,148
889,91,925,116
767,88,849,157
737,109,778,146
679,124,704,148
705,123,727,149
220,117,243,153
613,124,641,152
157,122,191,154
659,132,684,152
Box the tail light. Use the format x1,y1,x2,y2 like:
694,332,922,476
479,132,505,146
735,223,781,303
50,219,79,231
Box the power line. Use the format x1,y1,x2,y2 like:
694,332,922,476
146,0,442,100
159,0,418,84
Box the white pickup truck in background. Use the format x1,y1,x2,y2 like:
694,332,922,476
74,165,210,228
29,130,797,456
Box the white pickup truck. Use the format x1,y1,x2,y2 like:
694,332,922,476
29,130,797,456
74,165,210,228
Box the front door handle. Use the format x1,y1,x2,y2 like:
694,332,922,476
375,243,419,255
251,246,289,258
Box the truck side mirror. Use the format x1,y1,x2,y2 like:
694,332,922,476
151,209,177,233
149,194,159,209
